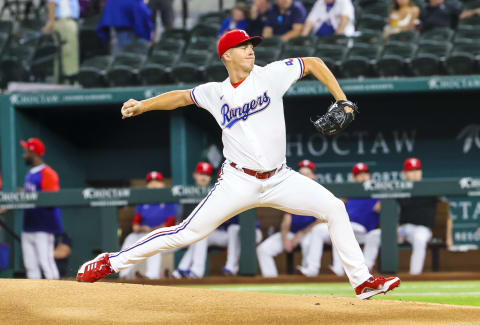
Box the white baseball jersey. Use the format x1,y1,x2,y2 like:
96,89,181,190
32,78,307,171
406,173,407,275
191,58,305,171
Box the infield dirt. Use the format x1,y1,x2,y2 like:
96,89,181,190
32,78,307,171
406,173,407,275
1,279,480,324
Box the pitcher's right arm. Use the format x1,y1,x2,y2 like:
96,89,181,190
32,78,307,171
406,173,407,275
121,89,194,119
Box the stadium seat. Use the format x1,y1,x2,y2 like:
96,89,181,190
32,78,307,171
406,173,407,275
341,43,381,78
445,52,477,75
160,28,191,43
260,36,284,50
386,30,419,43
254,46,281,64
376,42,417,77
0,20,13,36
286,35,317,48
280,46,314,60
190,24,218,42
314,44,347,75
452,39,480,55
319,34,350,46
151,39,186,56
171,50,211,83
121,40,150,55
454,25,480,43
30,32,62,82
198,11,228,25
79,14,109,63
139,52,174,85
77,55,112,88
107,53,145,87
419,27,454,42
186,38,216,52
0,38,37,87
411,41,452,76
205,62,228,82
353,29,383,45
457,15,480,27
357,0,390,17
356,13,386,31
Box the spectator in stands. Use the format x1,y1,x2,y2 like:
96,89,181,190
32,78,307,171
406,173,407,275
330,162,381,276
20,138,63,280
397,157,438,275
119,171,178,279
97,0,153,54
149,0,175,41
263,0,307,42
257,160,331,277
54,232,72,277
420,0,480,32
218,3,249,36
384,0,420,37
42,0,80,84
247,0,271,36
301,0,355,37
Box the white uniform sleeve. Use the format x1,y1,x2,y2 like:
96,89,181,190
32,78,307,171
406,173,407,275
190,82,218,114
264,58,305,97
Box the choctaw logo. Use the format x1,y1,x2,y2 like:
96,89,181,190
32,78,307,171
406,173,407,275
82,188,130,200
457,125,480,153
221,91,271,128
363,180,413,191
459,177,480,189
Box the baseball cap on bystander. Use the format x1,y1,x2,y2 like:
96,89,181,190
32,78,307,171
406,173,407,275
146,171,164,182
217,29,262,58
298,159,315,171
195,162,213,175
352,162,369,176
20,138,45,156
403,157,421,171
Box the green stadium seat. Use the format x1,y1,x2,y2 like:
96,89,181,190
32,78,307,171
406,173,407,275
260,36,284,50
280,46,314,60
160,28,191,43
386,30,419,43
353,29,383,45
454,25,480,42
0,38,37,88
198,11,228,25
356,14,386,31
254,46,281,64
445,52,477,75
78,56,112,88
186,38,216,52
458,15,480,27
452,39,480,55
377,42,417,77
314,44,347,76
341,43,381,78
318,34,350,46
410,41,452,76
107,53,145,87
79,14,109,63
30,32,62,82
416,40,452,57
205,62,228,82
286,35,317,48
190,24,218,42
139,62,171,85
171,50,212,83
357,0,390,17
419,27,454,42
152,39,186,56
121,40,150,55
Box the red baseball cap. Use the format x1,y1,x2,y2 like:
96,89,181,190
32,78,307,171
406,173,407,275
195,162,213,175
20,138,45,156
146,171,164,182
298,160,315,171
403,158,421,171
352,162,370,176
217,29,262,58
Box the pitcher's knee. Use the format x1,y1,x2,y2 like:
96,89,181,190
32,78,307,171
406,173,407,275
324,198,349,221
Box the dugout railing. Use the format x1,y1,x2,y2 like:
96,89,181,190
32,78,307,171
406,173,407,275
0,178,479,276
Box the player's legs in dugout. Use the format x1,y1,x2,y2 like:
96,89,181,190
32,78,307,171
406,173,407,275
108,163,260,272
260,167,371,288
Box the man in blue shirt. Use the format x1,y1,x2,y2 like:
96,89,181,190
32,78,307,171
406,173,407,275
263,0,307,42
330,162,381,276
119,171,178,279
42,0,80,83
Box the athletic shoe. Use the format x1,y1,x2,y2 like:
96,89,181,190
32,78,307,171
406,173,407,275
76,253,114,283
328,265,345,277
221,268,235,276
296,265,317,277
172,269,190,279
355,275,401,300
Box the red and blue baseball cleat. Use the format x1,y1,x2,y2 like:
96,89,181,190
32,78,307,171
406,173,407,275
77,253,115,283
355,275,401,300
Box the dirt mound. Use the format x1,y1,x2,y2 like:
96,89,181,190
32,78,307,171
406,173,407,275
1,279,479,324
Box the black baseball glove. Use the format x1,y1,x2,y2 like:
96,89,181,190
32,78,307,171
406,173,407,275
311,100,359,135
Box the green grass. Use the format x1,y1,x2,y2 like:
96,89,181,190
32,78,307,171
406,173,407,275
181,281,480,307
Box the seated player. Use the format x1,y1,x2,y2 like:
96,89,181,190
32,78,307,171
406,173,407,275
257,160,331,277
330,162,381,276
397,157,439,275
119,171,178,279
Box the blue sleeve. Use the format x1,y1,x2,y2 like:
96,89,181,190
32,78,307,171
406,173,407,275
237,20,248,31
291,3,307,24
218,18,231,36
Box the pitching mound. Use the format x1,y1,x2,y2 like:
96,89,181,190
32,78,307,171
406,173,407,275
1,279,480,324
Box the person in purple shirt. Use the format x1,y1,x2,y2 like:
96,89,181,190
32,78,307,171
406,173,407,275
330,162,381,276
119,171,178,279
263,0,306,42
247,0,271,37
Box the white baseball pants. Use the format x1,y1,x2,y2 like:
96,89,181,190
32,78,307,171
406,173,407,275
178,225,262,277
398,223,432,275
331,222,381,276
108,163,371,288
119,232,163,279
21,231,59,280
257,222,331,277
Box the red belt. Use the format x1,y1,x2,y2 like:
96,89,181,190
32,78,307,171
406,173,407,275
230,162,280,180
